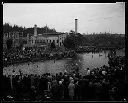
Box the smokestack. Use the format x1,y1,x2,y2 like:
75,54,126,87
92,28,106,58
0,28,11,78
75,19,78,34
34,24,37,36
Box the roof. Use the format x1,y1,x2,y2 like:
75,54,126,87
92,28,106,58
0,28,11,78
28,33,66,37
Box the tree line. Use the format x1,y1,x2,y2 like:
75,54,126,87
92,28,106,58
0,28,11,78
63,32,125,49
3,23,57,34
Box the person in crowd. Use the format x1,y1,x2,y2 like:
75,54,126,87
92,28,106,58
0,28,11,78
74,81,80,100
86,68,91,79
93,80,102,101
58,81,64,100
68,79,75,100
109,85,118,101
51,79,59,101
88,81,95,100
101,78,110,101
47,81,52,91
30,85,37,101
63,74,69,100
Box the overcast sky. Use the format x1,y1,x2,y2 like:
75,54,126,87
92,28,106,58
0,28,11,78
3,3,125,34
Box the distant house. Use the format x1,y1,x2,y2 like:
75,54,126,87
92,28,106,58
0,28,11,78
42,33,67,46
30,33,68,47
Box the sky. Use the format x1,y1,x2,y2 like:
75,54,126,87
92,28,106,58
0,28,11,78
3,3,125,34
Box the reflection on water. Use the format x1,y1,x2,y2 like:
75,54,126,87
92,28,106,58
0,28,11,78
3,49,125,76
64,51,109,76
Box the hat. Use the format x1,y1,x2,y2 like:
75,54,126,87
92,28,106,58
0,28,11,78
69,77,73,80
59,81,62,84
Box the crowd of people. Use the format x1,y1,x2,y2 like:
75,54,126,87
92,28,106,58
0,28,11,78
3,47,76,67
76,46,102,53
2,54,127,102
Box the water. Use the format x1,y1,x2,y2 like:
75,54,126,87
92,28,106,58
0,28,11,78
3,49,125,76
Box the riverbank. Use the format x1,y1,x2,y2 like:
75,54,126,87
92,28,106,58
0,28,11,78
3,47,76,67
75,46,124,53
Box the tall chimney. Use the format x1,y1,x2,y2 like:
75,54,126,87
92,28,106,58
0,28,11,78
75,19,78,34
34,24,37,36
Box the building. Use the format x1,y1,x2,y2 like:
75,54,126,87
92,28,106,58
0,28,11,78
3,31,25,49
3,24,68,49
30,33,67,47
43,33,67,47
29,24,68,47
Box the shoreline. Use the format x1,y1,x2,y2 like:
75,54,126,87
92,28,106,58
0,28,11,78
3,47,125,67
